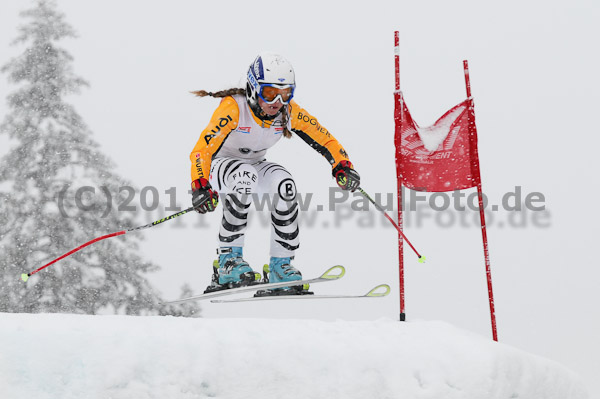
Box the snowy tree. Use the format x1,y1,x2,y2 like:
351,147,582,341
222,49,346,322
0,0,200,317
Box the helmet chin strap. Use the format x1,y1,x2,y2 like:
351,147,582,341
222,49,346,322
248,98,281,121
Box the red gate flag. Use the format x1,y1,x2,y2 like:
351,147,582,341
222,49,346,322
397,95,480,192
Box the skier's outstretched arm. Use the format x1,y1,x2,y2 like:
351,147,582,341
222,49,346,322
289,100,360,191
189,97,240,212
189,96,240,181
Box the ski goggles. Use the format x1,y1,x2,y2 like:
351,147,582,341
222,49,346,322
258,84,295,105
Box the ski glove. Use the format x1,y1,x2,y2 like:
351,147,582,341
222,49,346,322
332,160,360,192
191,178,219,214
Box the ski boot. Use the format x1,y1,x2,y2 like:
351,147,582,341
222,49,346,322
255,257,313,297
204,247,260,293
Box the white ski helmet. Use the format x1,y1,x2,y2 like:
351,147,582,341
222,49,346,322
246,53,296,117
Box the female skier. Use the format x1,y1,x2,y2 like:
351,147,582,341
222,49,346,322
189,52,360,294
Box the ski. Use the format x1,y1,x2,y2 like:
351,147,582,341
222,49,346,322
210,284,391,303
162,265,345,305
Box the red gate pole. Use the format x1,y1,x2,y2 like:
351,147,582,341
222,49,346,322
463,60,498,341
394,31,406,321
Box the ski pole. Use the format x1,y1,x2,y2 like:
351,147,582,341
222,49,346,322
357,187,425,263
21,206,195,282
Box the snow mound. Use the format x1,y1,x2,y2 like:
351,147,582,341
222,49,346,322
0,313,588,399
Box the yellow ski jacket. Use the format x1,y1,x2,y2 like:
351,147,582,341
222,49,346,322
190,95,350,182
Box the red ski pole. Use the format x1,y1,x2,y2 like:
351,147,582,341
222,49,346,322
21,206,195,282
357,187,425,263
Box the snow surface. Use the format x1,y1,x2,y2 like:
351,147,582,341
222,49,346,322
0,313,588,399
